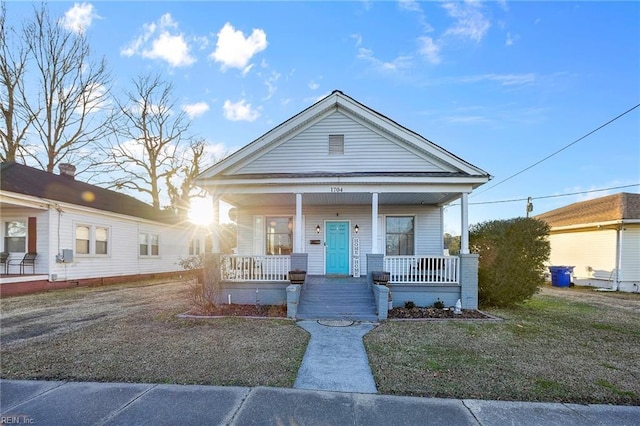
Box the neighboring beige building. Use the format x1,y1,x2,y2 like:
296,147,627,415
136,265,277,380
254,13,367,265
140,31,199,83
536,192,640,293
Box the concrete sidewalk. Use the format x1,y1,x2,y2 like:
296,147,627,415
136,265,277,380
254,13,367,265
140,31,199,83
2,379,639,425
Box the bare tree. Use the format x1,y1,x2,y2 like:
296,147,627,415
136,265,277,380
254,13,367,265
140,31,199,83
166,138,209,216
0,3,33,162
23,4,112,173
104,74,192,210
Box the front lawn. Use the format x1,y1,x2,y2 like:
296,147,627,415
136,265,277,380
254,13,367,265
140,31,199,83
364,286,640,405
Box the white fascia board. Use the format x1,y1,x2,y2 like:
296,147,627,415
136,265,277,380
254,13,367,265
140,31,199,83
0,191,50,210
550,219,640,232
207,182,478,196
198,175,489,187
0,190,190,229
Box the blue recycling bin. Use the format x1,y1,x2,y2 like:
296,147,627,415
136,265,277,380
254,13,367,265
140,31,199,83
549,266,574,287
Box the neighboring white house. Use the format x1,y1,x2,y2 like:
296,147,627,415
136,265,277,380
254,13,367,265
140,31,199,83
195,90,491,312
536,192,640,293
0,162,203,295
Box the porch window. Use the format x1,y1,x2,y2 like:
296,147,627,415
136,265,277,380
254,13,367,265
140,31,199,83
75,225,90,254
4,220,27,253
266,217,292,255
385,216,414,255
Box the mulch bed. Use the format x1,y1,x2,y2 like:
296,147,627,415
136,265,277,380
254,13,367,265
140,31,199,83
187,304,287,318
388,307,494,320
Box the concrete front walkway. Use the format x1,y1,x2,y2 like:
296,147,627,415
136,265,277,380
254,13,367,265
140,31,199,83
294,320,378,394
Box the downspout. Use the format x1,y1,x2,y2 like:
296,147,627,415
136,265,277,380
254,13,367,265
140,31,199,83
613,225,623,291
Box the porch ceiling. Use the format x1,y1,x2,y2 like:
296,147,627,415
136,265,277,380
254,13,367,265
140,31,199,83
222,192,459,208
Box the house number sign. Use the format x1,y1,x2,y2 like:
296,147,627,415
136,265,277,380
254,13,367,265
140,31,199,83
330,187,343,192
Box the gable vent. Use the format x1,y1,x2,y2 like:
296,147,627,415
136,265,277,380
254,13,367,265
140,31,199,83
328,134,344,155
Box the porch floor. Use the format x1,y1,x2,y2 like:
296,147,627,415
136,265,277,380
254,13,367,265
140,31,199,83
296,276,378,322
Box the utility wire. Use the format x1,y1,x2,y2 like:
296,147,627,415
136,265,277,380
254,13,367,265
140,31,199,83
473,103,640,196
449,183,640,207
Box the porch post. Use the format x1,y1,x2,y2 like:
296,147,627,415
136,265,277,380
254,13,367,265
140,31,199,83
295,193,303,252
371,192,379,253
460,192,469,254
211,197,220,253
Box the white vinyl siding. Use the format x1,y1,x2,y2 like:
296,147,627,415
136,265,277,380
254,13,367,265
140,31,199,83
548,230,617,280
619,227,640,282
235,111,454,174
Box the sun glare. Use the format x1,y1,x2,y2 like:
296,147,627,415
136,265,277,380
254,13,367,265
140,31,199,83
188,197,214,226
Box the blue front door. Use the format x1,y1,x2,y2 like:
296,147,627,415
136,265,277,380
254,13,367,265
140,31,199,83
326,221,349,274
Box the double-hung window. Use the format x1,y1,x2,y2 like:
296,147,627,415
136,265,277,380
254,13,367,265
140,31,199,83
385,216,415,255
140,232,159,256
75,224,110,256
266,217,293,255
4,220,27,253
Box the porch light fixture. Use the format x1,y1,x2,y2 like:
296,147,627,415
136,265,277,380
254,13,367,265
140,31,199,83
354,224,359,234
316,225,321,234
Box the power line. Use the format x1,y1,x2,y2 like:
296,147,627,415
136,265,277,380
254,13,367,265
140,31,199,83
473,103,640,196
449,183,640,207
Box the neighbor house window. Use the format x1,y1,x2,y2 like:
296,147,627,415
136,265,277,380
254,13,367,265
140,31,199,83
328,134,344,155
75,225,90,254
140,232,159,256
4,220,27,253
189,238,201,256
95,227,108,255
385,216,415,255
266,217,292,255
76,224,109,255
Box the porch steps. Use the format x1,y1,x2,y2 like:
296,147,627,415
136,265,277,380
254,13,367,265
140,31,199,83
296,276,378,322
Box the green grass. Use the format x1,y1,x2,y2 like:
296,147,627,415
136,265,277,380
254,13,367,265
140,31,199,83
365,288,640,405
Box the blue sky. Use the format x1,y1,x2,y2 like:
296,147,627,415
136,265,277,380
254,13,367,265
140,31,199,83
5,1,640,233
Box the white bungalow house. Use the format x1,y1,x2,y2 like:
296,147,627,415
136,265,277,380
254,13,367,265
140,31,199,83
536,192,640,293
195,91,491,317
0,162,203,296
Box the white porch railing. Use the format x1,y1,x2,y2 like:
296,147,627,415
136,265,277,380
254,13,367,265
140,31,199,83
383,256,459,284
220,255,291,282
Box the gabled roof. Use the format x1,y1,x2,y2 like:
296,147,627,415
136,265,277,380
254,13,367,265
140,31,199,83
535,192,640,228
1,162,179,224
197,90,490,181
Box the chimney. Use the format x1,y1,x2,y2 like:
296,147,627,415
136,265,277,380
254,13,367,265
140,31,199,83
59,163,76,179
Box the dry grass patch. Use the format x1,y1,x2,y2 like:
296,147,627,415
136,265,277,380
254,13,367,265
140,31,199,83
365,286,640,405
1,280,309,387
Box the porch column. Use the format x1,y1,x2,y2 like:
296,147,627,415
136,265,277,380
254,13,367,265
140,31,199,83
371,192,379,253
295,193,303,252
211,197,220,253
460,192,469,254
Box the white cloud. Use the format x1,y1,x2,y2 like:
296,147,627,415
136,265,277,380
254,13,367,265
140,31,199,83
505,32,520,46
357,48,412,72
182,102,209,119
398,0,422,13
264,71,281,100
61,3,99,34
418,36,441,65
442,1,490,42
121,13,195,67
462,73,537,86
223,99,260,122
211,22,268,74
308,80,320,90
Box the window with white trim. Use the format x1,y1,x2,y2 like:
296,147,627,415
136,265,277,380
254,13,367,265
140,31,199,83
328,134,344,155
189,237,201,255
140,232,159,256
385,216,415,255
266,217,293,255
75,224,110,256
4,220,27,253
